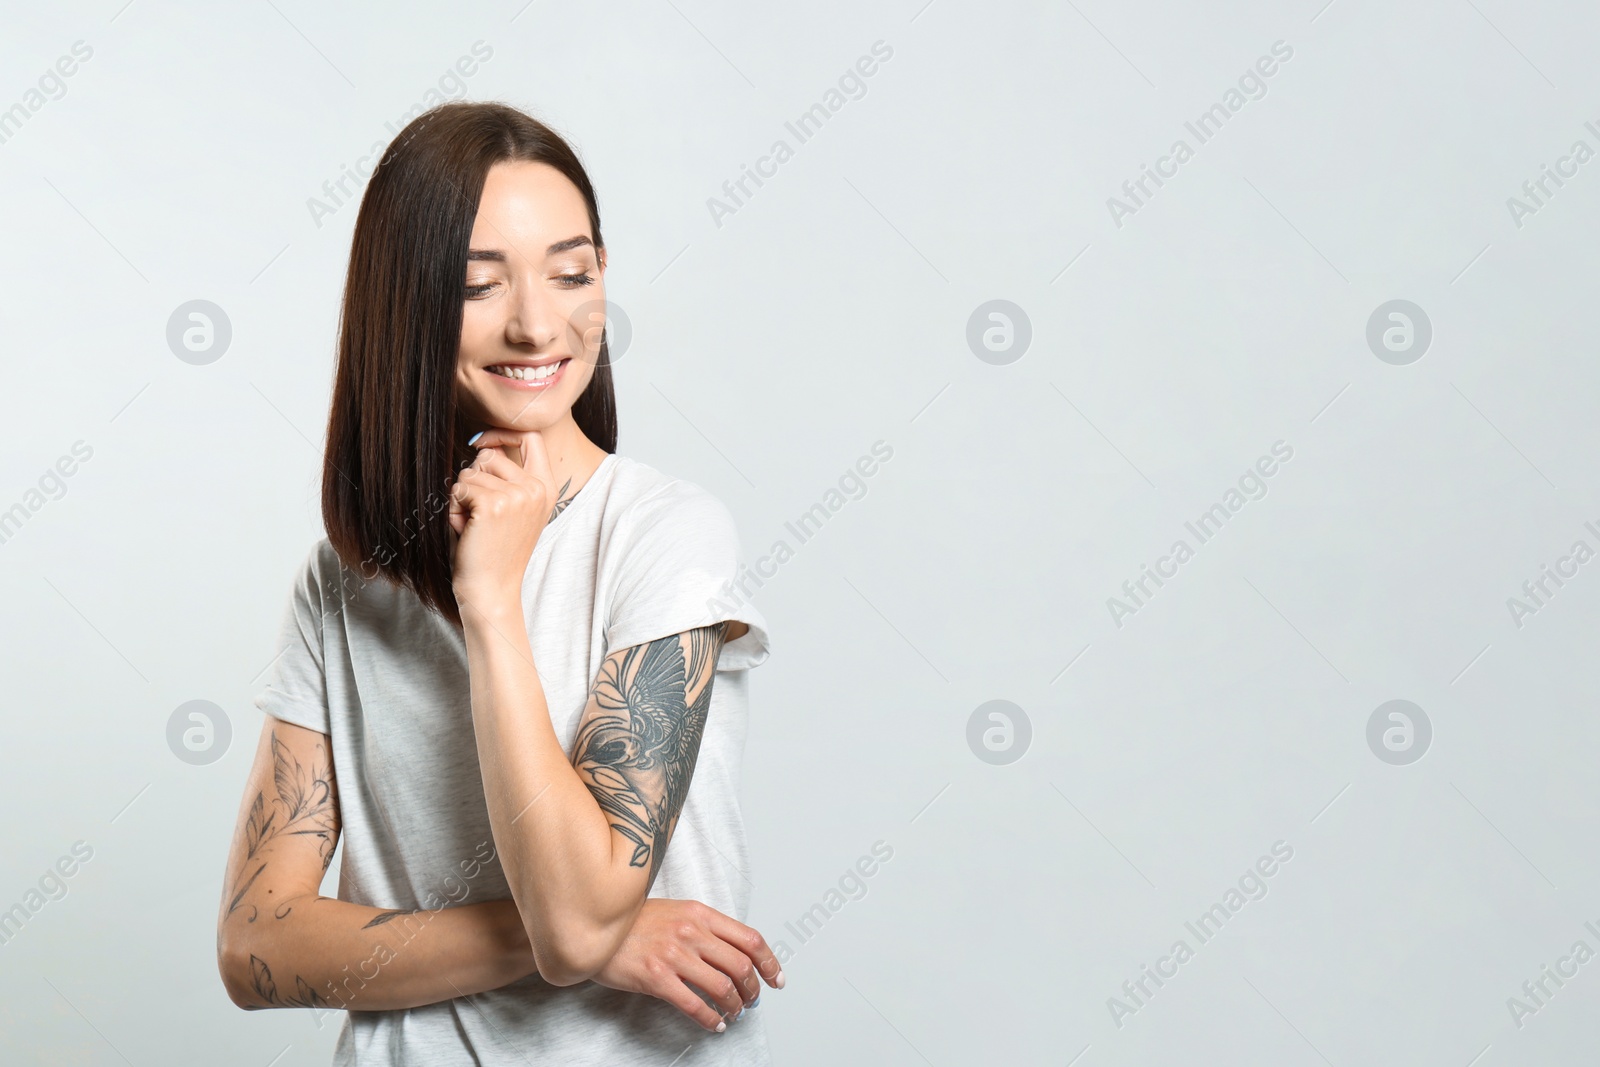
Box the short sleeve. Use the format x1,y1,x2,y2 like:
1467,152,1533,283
253,542,334,735
605,482,772,672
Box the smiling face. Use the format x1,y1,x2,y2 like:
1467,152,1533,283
455,160,607,435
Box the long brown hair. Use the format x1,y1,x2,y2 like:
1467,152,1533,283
321,101,617,625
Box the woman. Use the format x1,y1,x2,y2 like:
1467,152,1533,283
215,101,782,1065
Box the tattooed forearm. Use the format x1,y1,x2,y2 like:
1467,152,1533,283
570,622,727,887
363,909,423,929
224,731,339,918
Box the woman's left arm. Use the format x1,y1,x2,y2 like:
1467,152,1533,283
463,608,728,986
449,431,754,987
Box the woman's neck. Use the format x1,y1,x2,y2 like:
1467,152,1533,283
518,415,609,503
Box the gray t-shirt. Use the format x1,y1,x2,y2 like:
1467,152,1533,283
254,452,773,1065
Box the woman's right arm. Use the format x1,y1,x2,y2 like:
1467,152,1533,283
215,714,779,1030
215,715,536,1012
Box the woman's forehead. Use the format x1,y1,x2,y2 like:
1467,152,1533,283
471,161,590,250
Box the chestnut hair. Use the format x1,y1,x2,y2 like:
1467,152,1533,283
321,101,617,625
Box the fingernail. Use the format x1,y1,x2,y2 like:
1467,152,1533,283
750,993,761,1009
774,970,786,989
735,1007,744,1021
715,1021,726,1033
468,430,484,445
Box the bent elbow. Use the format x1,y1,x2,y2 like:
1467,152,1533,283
529,922,624,987
217,925,279,1010
217,939,259,1010
535,959,594,988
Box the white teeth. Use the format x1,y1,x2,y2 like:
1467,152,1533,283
490,361,563,382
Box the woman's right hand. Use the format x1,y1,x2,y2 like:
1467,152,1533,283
591,898,786,1032
447,430,555,614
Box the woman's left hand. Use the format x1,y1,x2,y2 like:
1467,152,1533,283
448,428,556,614
592,898,782,1032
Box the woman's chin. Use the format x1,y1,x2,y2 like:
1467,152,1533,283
485,407,563,434
459,394,560,431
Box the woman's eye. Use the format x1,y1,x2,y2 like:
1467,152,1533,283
466,274,592,297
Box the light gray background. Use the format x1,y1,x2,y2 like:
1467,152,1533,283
2,0,1598,1063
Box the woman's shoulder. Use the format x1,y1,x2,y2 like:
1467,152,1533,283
280,537,386,613
299,536,355,587
604,454,732,524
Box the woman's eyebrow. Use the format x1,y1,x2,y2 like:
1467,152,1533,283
545,235,593,255
466,235,593,262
